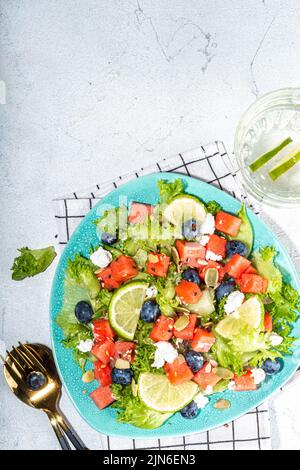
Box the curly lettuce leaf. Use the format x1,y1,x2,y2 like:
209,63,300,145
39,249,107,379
211,334,244,376
131,321,164,379
56,278,91,335
11,246,56,280
111,384,172,429
62,323,93,371
252,246,282,294
67,254,100,299
206,200,222,215
157,179,184,204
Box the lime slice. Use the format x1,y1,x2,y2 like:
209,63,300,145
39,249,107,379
249,136,292,172
163,195,207,226
109,281,148,340
215,296,263,340
138,372,198,413
269,149,300,181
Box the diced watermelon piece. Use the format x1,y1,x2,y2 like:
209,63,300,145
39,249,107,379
175,240,206,268
224,254,251,279
90,385,115,409
92,319,116,341
239,274,268,294
206,234,227,259
94,361,112,386
164,358,193,385
244,264,258,275
91,339,115,365
173,314,197,340
233,370,257,391
149,316,174,342
114,341,135,362
111,255,138,283
128,202,153,224
96,266,121,290
175,280,202,305
146,252,170,278
199,260,224,282
215,211,242,237
193,362,222,390
191,328,216,353
264,312,273,332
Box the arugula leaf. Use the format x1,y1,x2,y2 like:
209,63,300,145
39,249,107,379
62,323,93,371
206,200,222,215
252,246,282,294
111,384,172,429
67,254,100,299
157,179,184,204
11,246,56,280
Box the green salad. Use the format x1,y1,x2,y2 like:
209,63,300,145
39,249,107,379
56,178,300,428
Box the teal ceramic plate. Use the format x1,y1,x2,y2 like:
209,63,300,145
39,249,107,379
50,173,300,438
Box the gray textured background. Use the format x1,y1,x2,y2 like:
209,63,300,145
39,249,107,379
1,0,300,449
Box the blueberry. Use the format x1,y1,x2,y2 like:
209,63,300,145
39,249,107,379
111,368,133,385
140,300,161,323
182,219,201,240
182,268,201,286
101,232,117,245
226,240,248,258
180,401,199,419
26,371,46,390
215,280,236,301
184,350,204,373
262,358,281,375
75,301,93,324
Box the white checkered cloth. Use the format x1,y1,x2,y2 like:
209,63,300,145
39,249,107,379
53,141,271,450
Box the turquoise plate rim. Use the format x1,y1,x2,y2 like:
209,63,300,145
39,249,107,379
50,172,300,439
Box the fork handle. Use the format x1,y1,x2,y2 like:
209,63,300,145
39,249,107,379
46,412,71,450
53,410,89,450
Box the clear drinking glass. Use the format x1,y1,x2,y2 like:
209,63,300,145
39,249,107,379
234,88,300,206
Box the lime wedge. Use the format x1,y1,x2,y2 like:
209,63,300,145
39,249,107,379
162,194,207,226
249,136,292,172
109,281,148,340
138,372,198,413
269,149,300,181
215,296,263,340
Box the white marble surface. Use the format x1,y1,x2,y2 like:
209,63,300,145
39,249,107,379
1,0,300,450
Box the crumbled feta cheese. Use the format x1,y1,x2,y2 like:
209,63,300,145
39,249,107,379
194,392,209,409
204,385,214,395
269,332,283,346
200,213,215,235
90,247,112,268
77,339,94,353
206,250,223,261
224,291,245,315
250,368,266,385
199,235,210,246
228,380,236,391
145,285,158,299
152,341,178,369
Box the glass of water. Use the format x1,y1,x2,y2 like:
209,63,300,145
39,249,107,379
234,88,300,206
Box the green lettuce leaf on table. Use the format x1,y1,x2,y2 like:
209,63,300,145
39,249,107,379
11,246,56,280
